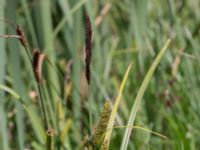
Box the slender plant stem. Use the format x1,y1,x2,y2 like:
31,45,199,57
24,46,32,64
37,83,49,130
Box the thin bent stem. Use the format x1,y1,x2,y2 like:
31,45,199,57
37,82,49,130
24,46,33,64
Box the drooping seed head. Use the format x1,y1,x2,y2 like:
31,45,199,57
16,25,26,47
32,49,46,83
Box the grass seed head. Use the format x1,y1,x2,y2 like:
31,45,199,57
85,13,92,85
93,101,111,147
16,25,27,47
32,49,46,83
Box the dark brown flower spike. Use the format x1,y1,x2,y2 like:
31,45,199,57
0,18,32,62
85,13,92,85
0,19,26,47
16,25,27,47
32,49,46,83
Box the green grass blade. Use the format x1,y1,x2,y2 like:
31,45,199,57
53,0,86,38
103,64,132,148
120,39,171,150
21,0,39,47
0,85,20,99
61,119,72,143
0,107,9,150
100,125,167,144
130,0,147,73
39,0,60,112
23,105,46,144
6,0,26,149
113,125,167,139
0,0,9,149
0,84,46,144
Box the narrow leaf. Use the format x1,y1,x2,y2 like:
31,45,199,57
103,64,132,148
120,39,171,150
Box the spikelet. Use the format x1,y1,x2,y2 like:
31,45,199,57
93,101,111,147
0,19,27,48
16,25,27,47
84,13,92,85
32,49,46,83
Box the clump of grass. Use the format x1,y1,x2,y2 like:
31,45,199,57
1,1,199,149
0,18,53,147
0,14,95,150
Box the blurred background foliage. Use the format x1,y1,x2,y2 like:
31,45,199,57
0,0,200,149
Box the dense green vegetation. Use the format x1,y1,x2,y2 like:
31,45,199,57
0,0,200,149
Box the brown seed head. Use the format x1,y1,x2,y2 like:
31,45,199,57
85,13,92,85
16,26,26,47
32,49,46,83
